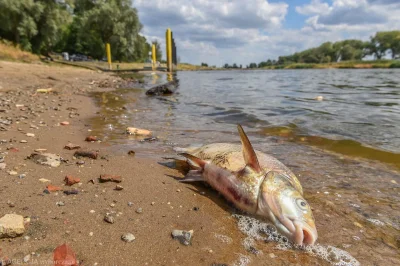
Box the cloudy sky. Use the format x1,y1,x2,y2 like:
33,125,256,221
134,0,400,66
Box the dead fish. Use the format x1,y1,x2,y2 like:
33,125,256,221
179,125,318,246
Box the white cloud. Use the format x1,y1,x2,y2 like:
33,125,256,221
135,0,287,65
135,0,400,66
296,0,331,15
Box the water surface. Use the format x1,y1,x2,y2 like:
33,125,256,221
88,69,400,265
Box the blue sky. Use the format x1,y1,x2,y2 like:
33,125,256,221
134,0,400,66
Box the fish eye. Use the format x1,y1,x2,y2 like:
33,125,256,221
296,198,309,210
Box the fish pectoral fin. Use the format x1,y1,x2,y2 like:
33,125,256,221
179,153,206,169
237,124,262,173
180,170,204,182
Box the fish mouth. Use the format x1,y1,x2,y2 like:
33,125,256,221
277,216,317,246
292,220,317,246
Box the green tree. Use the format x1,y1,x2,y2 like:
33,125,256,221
0,0,44,50
371,31,400,59
31,0,72,55
80,0,142,61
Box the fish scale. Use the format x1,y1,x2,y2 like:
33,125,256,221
191,143,303,195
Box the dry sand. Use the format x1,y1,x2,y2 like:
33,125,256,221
0,61,397,266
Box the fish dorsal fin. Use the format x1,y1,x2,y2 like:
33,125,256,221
237,124,262,173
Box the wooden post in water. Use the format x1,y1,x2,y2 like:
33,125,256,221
152,44,156,70
106,43,112,70
166,28,173,72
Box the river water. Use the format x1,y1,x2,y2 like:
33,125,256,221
89,69,400,265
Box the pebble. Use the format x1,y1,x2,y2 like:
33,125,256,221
8,170,17,176
171,229,193,246
269,253,277,259
0,162,6,170
90,210,95,214
136,208,143,214
26,133,35,137
89,232,93,236
128,202,133,207
56,201,65,206
104,214,115,224
23,254,31,263
115,185,123,191
19,174,26,179
20,140,27,143
121,233,135,243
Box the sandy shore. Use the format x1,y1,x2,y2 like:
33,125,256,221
0,61,398,266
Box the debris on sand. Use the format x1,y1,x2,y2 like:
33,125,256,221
85,136,99,142
99,174,121,183
73,150,98,159
171,229,193,246
126,127,152,136
65,175,81,186
28,153,61,167
46,185,62,192
53,243,78,266
0,214,25,238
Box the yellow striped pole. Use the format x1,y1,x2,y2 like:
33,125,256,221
152,44,156,70
106,43,112,70
166,28,173,72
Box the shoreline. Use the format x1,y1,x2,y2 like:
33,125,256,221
1,61,399,265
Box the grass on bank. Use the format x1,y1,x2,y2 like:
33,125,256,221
0,40,40,62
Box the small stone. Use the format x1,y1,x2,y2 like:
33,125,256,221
121,233,135,243
89,210,95,214
99,174,121,183
136,208,143,214
89,232,93,236
115,185,123,191
56,201,65,206
0,163,6,170
0,214,25,238
64,143,81,150
23,254,31,263
127,150,135,156
60,121,70,126
26,133,35,137
171,229,193,246
24,235,30,240
20,140,27,143
127,202,133,207
353,222,363,228
151,202,155,206
8,170,17,176
39,178,50,183
34,148,47,152
19,174,26,179
7,201,15,208
193,207,199,211
269,253,277,259
29,153,61,167
104,214,115,224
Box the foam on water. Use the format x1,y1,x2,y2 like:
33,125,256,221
233,214,360,266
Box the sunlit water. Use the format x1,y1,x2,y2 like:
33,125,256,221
89,69,400,265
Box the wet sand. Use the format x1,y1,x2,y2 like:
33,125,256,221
0,61,399,265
